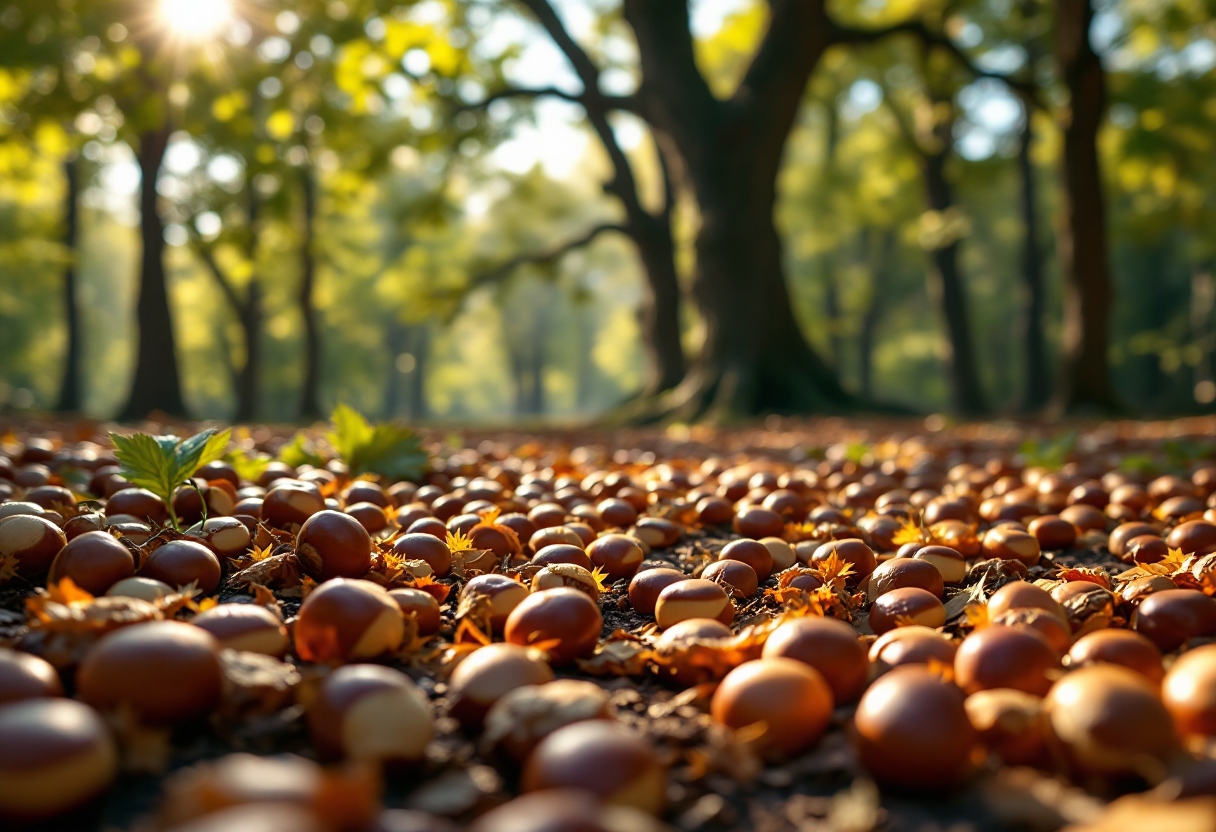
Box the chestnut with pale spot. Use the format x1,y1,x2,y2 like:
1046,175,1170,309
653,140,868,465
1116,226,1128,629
461,574,529,631
655,578,733,629
522,721,666,815
586,534,644,582
294,578,405,664
0,514,66,578
446,643,554,728
47,531,135,596
868,587,946,636
308,664,433,763
627,567,688,616
191,604,289,657
504,588,602,664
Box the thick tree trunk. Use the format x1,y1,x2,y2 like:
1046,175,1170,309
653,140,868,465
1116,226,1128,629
623,0,856,420
298,165,322,419
921,149,987,416
1016,108,1052,412
121,127,186,420
632,212,686,395
1053,0,1118,412
56,158,82,412
234,280,261,422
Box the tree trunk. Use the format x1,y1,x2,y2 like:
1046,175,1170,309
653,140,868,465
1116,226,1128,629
1053,0,1118,412
409,325,430,420
632,211,686,394
120,127,186,420
1192,264,1215,408
56,158,82,413
298,165,322,419
235,280,261,421
623,0,856,420
921,149,987,416
1016,105,1052,412
858,229,895,399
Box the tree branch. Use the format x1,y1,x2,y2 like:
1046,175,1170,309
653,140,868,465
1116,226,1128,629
458,85,639,114
829,19,1045,109
466,223,626,295
188,231,245,317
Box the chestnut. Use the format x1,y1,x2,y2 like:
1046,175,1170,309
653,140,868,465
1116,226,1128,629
192,604,289,657
988,580,1067,624
345,502,390,534
912,545,966,584
868,625,957,668
990,607,1072,656
811,538,876,585
853,666,975,790
869,557,944,599
0,514,66,578
596,498,638,529
1128,534,1170,564
762,617,867,702
77,620,223,724
529,526,584,553
656,617,732,647
654,578,733,629
719,538,773,581
522,720,665,814
980,526,1041,565
406,517,448,539
390,533,452,578
759,536,797,571
1051,581,1117,637
1133,589,1216,652
294,578,405,663
631,517,680,549
1067,629,1164,685
373,810,458,832
105,487,168,524
1109,522,1159,560
711,657,833,757
868,587,946,635
483,679,613,761
0,699,117,822
953,625,1059,696
701,559,758,598
1043,664,1177,778
141,539,222,593
389,588,442,635
1028,515,1077,550
1166,520,1216,556
0,647,62,706
504,588,602,664
1161,644,1216,739
189,517,252,560
446,643,554,727
261,480,324,528
627,568,688,616
531,563,600,599
47,530,135,595
533,543,594,571
296,510,372,582
965,688,1045,766
696,496,733,526
586,534,644,582
343,481,390,508
63,512,105,541
462,574,529,631
733,506,784,539
468,791,666,832
308,664,433,764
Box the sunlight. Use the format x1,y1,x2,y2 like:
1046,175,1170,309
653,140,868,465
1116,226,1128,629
159,0,233,40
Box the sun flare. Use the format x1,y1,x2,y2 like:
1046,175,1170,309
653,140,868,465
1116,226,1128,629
159,0,233,40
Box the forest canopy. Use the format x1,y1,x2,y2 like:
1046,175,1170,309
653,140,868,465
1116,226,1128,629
0,0,1213,423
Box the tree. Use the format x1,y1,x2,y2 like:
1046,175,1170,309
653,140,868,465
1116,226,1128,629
55,157,82,412
1051,0,1119,412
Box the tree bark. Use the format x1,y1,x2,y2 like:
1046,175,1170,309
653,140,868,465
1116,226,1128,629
1016,105,1052,412
235,279,261,421
56,158,82,413
298,164,322,419
858,229,895,399
921,147,988,416
622,0,856,420
1052,0,1119,412
120,127,186,420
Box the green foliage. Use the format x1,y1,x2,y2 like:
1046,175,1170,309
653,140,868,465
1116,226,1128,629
278,432,326,469
325,403,428,482
225,447,272,483
109,428,231,528
1018,430,1078,472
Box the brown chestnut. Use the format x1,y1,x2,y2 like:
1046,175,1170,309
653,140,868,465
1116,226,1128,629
0,699,117,822
1133,589,1216,652
869,557,944,599
296,510,372,582
762,617,867,702
308,664,433,763
0,514,66,578
627,568,688,616
711,657,832,757
47,530,135,595
504,588,602,664
586,534,644,582
483,679,612,761
868,587,946,636
446,643,554,727
913,545,967,584
462,574,529,631
853,666,975,790
1067,629,1164,685
733,506,784,539
0,647,62,706
191,604,289,657
1028,515,1077,550
141,539,222,593
654,579,733,629
294,578,405,663
1166,520,1216,556
189,517,252,560
719,538,774,582
1162,643,1216,739
868,626,957,668
77,620,223,724
811,538,876,585
390,533,452,578
261,480,324,528
701,559,758,599
521,720,665,814
105,487,168,524
388,588,442,635
965,689,1045,766
954,625,1059,696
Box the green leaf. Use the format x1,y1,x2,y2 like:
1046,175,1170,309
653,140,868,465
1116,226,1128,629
226,447,272,482
175,428,231,486
844,442,870,464
326,404,428,482
278,432,327,469
109,432,179,503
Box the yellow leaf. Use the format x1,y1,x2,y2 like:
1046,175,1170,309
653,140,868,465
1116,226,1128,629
266,110,295,141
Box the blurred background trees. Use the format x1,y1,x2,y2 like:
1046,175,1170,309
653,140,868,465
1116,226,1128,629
0,0,1213,424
